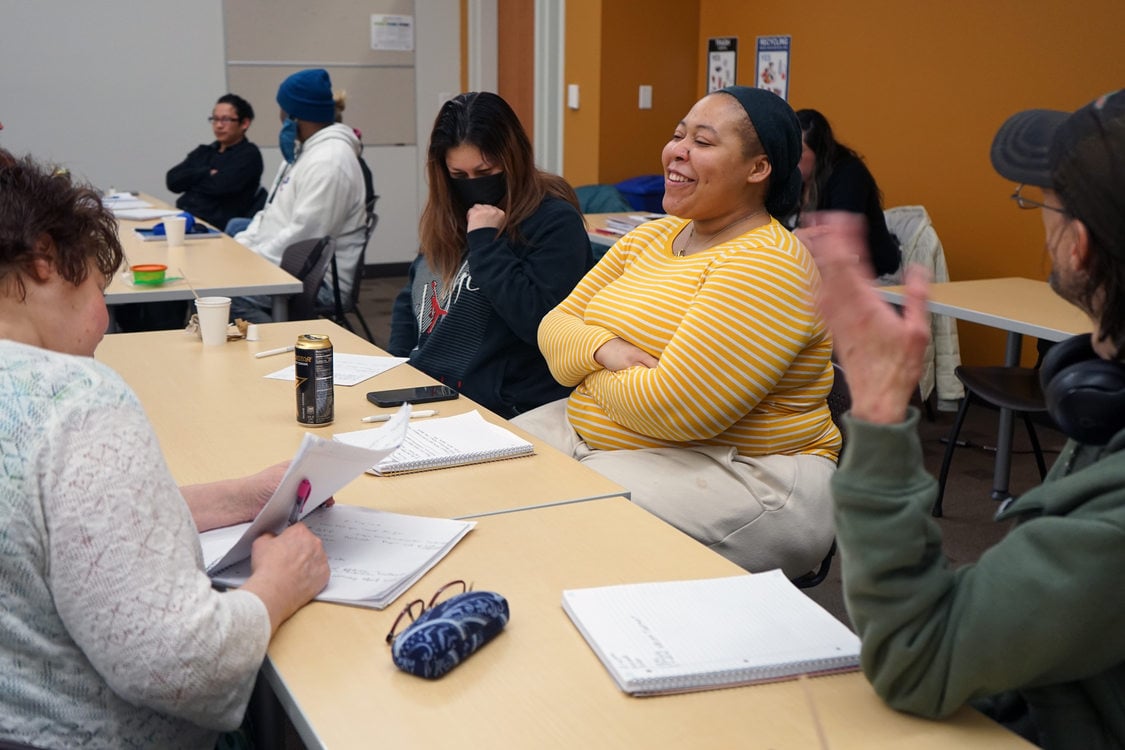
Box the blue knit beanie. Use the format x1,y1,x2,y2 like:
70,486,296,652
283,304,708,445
276,69,336,123
716,86,802,218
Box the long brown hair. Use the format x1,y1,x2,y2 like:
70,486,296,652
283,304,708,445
419,92,579,284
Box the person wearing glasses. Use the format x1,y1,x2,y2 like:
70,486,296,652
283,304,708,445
515,87,839,578
165,93,264,231
0,150,329,749
803,90,1125,749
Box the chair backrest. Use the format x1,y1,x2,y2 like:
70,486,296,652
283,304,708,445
575,184,633,213
248,185,268,215
328,194,379,317
828,363,852,454
884,205,942,271
883,205,964,407
280,236,334,320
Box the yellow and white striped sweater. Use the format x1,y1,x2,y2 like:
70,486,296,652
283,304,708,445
539,215,840,459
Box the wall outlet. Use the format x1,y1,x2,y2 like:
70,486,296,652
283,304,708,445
567,83,580,110
638,85,653,110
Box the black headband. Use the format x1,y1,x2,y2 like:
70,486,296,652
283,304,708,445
716,86,802,217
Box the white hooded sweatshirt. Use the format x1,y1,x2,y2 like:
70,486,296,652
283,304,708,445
235,123,368,300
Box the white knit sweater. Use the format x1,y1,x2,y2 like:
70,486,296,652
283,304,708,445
0,341,270,749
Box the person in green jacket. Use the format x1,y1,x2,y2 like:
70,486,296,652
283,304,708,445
802,89,1125,750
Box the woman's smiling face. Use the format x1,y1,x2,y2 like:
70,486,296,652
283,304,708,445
660,94,767,221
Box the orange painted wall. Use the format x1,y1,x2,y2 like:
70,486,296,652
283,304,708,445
696,0,1125,365
563,0,604,186
563,0,700,187
498,0,535,133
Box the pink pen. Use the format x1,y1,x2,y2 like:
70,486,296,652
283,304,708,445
288,478,312,525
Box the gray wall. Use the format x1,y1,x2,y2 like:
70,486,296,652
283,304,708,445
0,0,462,265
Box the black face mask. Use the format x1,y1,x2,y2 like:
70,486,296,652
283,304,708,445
449,172,507,209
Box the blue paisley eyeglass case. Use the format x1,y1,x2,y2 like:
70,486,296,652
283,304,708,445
390,590,510,679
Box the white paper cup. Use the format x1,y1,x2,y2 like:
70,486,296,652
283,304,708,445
195,296,231,346
164,215,187,247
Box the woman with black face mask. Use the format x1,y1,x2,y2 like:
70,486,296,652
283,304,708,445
388,92,594,418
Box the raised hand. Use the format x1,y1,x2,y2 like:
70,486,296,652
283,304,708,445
803,211,931,424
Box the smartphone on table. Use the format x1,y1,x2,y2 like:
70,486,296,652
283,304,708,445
366,385,460,407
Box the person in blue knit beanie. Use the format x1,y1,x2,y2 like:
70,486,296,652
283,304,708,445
230,68,370,323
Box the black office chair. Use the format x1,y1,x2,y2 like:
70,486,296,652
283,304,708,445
575,184,633,213
793,363,850,589
248,185,268,215
280,236,335,321
320,196,378,342
932,340,1054,517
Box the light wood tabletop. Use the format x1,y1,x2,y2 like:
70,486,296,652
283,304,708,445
878,277,1091,498
95,320,627,519
263,497,1033,750
107,196,301,319
584,211,666,248
878,277,1090,343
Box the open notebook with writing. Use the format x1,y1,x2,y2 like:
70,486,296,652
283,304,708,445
198,405,474,609
562,569,861,696
334,410,534,475
205,505,473,610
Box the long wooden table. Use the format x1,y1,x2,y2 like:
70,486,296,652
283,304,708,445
95,320,627,519
878,277,1090,344
107,200,301,322
878,277,1090,498
263,498,1031,750
95,319,1031,749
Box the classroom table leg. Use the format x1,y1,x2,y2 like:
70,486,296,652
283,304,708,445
271,294,290,322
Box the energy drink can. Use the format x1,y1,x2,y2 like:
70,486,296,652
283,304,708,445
295,333,334,426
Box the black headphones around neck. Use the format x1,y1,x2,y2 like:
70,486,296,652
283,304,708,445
1040,334,1125,445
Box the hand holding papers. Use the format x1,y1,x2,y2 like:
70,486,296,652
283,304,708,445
199,405,476,609
200,405,411,574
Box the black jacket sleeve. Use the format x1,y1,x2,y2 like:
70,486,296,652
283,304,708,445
387,257,421,357
464,198,594,346
166,145,212,194
190,142,263,198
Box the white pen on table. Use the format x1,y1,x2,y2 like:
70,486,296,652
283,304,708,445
361,409,438,423
254,345,295,359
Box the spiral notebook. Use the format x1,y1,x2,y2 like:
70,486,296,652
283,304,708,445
562,570,861,696
334,410,534,475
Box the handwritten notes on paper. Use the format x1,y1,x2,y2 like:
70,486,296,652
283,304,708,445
209,505,474,609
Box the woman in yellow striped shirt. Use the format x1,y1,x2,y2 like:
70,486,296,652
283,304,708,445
514,87,840,577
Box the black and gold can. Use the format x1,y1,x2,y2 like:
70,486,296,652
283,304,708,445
295,333,334,426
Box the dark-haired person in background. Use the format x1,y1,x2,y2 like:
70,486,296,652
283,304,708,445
388,92,593,418
795,108,901,279
804,90,1125,749
166,93,263,231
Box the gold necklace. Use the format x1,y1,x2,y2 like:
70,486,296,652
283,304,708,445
675,209,766,256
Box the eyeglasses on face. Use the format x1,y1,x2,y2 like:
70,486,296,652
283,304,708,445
1011,184,1067,214
207,116,241,125
385,579,470,644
